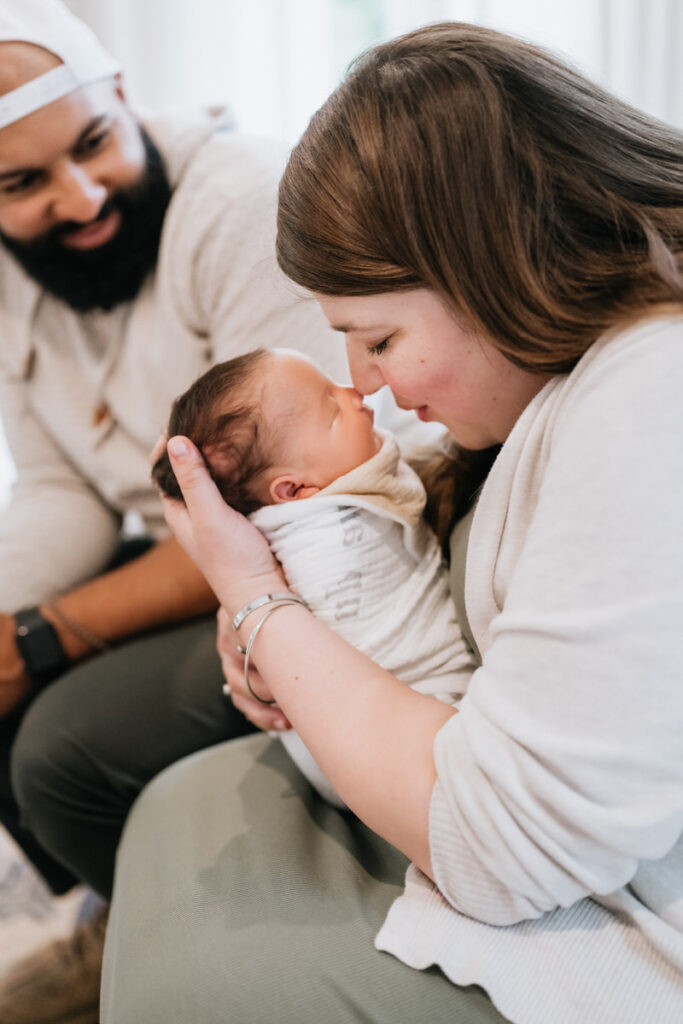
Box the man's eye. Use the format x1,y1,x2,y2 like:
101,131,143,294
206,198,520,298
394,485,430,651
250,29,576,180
77,130,110,156
367,339,388,356
3,171,41,194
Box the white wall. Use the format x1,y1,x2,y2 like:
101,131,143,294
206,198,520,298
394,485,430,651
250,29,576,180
64,0,683,139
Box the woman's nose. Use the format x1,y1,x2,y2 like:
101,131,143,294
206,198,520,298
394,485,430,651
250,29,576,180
52,161,107,224
341,386,366,408
346,345,384,395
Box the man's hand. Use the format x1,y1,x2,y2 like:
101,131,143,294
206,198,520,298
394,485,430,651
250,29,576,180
0,613,31,717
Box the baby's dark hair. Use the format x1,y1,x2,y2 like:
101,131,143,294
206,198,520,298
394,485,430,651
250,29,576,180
152,348,274,515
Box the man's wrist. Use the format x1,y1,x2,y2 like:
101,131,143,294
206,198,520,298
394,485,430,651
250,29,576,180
40,603,107,660
14,606,70,687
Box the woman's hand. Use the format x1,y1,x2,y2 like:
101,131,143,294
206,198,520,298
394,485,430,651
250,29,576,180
160,436,285,615
216,607,292,732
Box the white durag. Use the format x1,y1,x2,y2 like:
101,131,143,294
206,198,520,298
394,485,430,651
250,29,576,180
250,429,475,807
0,0,120,131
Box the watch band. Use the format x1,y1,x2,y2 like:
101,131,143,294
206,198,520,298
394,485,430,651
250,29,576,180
15,606,69,688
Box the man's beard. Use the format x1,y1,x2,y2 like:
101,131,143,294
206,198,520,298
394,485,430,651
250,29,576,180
0,128,172,313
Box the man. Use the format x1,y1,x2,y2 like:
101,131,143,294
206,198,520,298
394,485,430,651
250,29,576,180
0,1,346,1018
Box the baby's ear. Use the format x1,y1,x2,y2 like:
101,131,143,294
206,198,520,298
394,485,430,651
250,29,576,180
269,476,320,503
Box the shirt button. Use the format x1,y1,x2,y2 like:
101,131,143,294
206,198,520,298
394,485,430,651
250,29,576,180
93,402,110,427
22,349,36,379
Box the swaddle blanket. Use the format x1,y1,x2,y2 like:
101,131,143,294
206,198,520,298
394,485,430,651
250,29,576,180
250,429,474,805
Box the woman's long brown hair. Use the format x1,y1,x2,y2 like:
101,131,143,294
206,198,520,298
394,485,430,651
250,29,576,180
277,22,683,546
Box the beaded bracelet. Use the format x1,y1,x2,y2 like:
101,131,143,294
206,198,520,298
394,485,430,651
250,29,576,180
44,602,109,654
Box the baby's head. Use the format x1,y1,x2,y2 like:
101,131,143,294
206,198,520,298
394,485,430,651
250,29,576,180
152,348,379,514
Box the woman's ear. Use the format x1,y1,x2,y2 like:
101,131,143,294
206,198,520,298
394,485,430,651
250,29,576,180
269,476,321,503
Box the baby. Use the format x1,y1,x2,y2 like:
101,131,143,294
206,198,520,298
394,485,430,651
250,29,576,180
153,347,474,806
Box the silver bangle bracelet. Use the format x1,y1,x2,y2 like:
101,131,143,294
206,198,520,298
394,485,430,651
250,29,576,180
243,600,303,705
232,592,307,633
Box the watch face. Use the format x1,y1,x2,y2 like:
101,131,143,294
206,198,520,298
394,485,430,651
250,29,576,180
15,608,68,685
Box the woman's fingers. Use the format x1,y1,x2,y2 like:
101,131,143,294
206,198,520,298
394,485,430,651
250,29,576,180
160,437,283,607
149,428,169,467
168,436,279,562
220,651,291,732
218,608,291,730
166,437,234,528
216,606,232,654
231,688,291,733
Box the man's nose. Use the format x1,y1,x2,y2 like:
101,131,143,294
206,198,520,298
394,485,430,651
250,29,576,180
346,345,384,395
51,161,107,224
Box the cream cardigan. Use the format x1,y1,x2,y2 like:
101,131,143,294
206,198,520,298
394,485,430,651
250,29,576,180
376,316,683,1024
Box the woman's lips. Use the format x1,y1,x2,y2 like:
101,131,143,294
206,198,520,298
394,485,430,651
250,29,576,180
415,406,431,421
61,209,122,250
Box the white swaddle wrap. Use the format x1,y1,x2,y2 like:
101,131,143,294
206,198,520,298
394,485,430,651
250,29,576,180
250,429,475,806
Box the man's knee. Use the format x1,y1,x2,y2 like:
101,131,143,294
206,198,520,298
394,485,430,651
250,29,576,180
10,676,91,831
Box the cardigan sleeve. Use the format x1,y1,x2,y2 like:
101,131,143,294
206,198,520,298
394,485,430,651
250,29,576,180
428,319,683,925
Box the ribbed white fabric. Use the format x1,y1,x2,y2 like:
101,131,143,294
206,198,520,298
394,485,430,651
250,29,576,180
376,316,683,1024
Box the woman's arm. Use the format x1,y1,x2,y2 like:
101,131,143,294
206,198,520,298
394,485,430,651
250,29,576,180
163,436,455,876
163,316,683,922
243,603,455,874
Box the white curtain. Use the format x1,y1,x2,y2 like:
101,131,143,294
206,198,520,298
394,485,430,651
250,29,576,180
64,0,683,139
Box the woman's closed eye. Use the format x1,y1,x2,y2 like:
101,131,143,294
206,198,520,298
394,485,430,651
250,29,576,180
367,338,389,356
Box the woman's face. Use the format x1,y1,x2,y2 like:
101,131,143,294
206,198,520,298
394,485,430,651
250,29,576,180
315,288,552,449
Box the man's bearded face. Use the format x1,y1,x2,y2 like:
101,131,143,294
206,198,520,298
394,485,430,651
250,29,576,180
0,128,171,312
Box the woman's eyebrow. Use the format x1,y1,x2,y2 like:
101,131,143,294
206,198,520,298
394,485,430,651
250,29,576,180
330,321,386,333
0,114,109,181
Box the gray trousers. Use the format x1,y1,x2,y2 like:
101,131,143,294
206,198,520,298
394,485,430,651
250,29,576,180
5,617,255,898
101,734,508,1024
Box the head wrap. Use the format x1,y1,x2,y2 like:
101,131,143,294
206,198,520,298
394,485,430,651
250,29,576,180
0,0,120,130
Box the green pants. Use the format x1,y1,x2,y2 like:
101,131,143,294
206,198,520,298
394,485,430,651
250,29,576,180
101,734,508,1023
7,616,255,897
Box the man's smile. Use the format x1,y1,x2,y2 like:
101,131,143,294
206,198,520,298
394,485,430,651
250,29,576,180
61,208,121,250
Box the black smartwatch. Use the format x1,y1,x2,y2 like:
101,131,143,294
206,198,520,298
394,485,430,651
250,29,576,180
15,606,69,688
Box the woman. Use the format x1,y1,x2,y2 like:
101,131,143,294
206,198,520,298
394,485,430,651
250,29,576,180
101,23,683,1024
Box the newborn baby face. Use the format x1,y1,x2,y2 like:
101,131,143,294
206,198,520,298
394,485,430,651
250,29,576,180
265,349,380,492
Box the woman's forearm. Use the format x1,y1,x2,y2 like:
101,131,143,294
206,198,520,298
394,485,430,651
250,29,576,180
239,602,457,875
159,435,456,870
